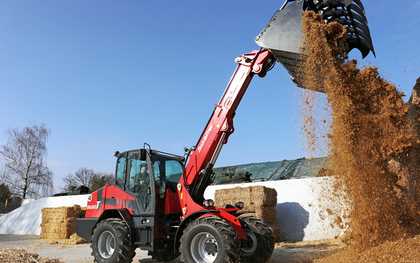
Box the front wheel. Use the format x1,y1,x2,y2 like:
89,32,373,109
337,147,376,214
180,216,240,263
239,215,274,263
91,218,136,263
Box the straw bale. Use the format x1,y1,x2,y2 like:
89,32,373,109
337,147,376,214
40,206,81,240
215,186,277,211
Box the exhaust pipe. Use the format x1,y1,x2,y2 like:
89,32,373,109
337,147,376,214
256,0,375,91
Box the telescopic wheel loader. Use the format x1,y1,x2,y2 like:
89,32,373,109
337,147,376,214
76,1,375,262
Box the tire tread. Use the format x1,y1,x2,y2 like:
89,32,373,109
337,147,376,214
91,218,135,263
180,216,240,263
239,215,274,263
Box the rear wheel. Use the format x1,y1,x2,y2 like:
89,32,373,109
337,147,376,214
239,215,274,263
91,218,135,263
180,216,240,263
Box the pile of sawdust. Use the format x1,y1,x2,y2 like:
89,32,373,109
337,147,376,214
0,249,62,263
315,235,420,263
298,10,419,262
407,78,420,202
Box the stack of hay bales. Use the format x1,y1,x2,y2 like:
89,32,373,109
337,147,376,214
214,186,280,241
40,205,84,243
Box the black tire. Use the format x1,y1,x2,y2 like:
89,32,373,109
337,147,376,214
180,216,240,263
239,215,274,263
91,218,136,263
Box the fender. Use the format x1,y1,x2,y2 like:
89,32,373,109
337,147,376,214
76,208,133,242
98,208,133,229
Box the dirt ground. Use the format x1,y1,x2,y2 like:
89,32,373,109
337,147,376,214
0,235,338,263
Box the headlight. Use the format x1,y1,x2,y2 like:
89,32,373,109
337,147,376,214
203,199,215,208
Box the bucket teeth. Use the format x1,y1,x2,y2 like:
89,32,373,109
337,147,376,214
256,0,375,91
314,0,375,57
346,1,375,56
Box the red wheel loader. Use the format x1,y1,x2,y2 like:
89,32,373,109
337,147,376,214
76,1,375,262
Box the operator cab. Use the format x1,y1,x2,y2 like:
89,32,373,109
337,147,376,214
114,148,184,191
115,147,184,220
109,147,185,251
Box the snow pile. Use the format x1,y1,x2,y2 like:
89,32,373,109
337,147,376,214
0,195,89,235
21,199,35,206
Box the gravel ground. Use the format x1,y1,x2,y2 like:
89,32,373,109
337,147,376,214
0,235,338,263
0,235,149,263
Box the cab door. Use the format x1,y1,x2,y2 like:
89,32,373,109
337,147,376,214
125,150,156,250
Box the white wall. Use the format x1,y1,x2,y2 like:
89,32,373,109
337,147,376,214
0,177,348,241
0,195,90,235
205,177,348,241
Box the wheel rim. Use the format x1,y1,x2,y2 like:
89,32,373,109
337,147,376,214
98,230,116,259
190,232,218,263
241,230,258,255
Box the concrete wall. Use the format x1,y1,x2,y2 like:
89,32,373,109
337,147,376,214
205,177,348,241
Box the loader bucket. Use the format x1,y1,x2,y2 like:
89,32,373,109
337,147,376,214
256,0,375,91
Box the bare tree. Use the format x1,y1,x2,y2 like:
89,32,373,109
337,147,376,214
0,165,7,184
0,183,11,207
0,125,53,199
63,168,113,192
63,168,95,192
90,172,113,191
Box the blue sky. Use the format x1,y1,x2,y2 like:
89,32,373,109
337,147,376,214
0,1,419,190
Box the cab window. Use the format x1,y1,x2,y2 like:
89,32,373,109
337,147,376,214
127,158,149,194
116,157,127,188
126,152,152,210
153,160,161,183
